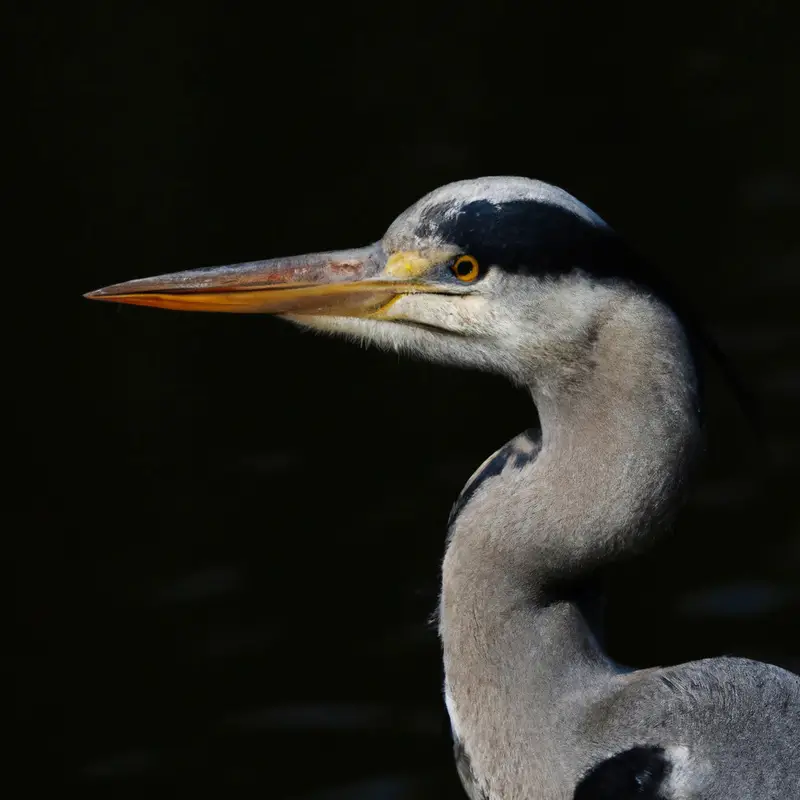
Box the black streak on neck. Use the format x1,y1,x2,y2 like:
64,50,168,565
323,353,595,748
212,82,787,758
447,427,542,530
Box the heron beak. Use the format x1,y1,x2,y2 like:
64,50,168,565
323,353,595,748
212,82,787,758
84,244,444,318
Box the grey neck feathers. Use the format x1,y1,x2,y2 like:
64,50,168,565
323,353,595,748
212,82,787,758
444,286,701,594
439,289,701,790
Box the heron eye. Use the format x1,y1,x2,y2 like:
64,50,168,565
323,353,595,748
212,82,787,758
451,255,480,282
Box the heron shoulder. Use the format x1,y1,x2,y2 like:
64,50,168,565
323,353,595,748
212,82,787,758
573,745,670,799
577,657,800,797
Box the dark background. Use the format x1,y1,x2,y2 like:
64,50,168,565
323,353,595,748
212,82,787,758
11,2,799,797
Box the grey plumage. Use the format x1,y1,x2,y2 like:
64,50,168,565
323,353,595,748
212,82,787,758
439,278,798,799
87,176,800,799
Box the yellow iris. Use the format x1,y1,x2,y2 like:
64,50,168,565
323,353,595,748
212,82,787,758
451,255,480,282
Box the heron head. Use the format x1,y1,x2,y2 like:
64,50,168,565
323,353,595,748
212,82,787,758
85,177,660,388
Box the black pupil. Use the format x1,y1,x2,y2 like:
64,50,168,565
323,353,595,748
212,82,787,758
456,258,474,276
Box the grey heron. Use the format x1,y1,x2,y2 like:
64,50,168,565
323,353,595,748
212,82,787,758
86,177,799,799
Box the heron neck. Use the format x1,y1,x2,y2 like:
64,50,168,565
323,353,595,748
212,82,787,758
443,291,700,591
526,300,701,581
439,293,701,782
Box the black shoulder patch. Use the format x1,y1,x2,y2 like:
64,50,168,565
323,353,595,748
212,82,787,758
453,739,488,800
573,746,670,800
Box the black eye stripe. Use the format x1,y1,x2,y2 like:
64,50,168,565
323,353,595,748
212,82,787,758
421,199,615,277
